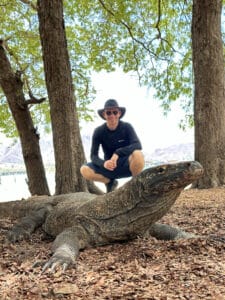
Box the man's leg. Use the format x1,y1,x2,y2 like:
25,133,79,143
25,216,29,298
80,165,118,193
129,150,145,176
80,165,109,183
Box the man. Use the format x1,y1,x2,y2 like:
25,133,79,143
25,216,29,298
80,99,145,193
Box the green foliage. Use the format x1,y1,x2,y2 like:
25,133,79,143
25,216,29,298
0,95,15,136
0,1,46,136
0,0,95,136
65,0,195,127
0,0,224,136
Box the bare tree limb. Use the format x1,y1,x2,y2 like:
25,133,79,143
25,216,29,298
26,95,46,106
155,0,162,37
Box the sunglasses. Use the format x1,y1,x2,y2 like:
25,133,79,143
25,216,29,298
105,110,119,116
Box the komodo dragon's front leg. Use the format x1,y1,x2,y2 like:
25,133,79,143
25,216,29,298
7,206,51,242
41,225,90,272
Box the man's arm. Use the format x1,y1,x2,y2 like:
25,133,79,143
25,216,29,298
115,123,142,157
90,128,105,167
91,126,120,171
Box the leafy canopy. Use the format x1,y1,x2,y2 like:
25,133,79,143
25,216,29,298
0,0,224,136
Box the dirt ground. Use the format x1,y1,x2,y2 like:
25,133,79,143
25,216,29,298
0,188,225,300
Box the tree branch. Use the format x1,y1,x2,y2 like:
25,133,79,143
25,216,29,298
1,40,46,108
18,0,37,10
155,0,162,37
26,91,46,106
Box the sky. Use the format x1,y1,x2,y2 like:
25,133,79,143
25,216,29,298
81,70,194,154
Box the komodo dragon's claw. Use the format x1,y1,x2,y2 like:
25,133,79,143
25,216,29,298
7,226,30,243
33,253,74,273
208,235,225,243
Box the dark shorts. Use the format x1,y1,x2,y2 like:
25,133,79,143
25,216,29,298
86,156,132,180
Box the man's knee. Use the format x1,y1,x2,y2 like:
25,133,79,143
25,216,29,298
129,150,145,175
80,165,93,179
133,149,144,158
80,164,109,183
130,150,144,164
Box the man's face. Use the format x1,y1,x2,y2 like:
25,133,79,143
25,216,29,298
103,108,121,128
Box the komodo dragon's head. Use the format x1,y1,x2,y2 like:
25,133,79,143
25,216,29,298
106,160,203,212
122,161,204,230
106,161,203,202
138,160,204,194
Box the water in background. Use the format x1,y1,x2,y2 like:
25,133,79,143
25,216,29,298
0,173,128,202
0,173,55,202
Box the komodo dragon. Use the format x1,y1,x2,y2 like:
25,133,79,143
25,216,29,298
1,161,204,271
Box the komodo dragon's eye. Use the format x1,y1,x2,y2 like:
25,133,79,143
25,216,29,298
158,166,166,173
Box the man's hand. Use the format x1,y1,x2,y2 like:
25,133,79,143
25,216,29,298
104,154,119,171
111,153,119,164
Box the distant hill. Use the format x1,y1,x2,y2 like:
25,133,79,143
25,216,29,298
0,136,55,165
0,142,23,164
0,135,194,170
145,143,194,165
0,134,92,168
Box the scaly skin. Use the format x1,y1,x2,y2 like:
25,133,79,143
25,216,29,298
4,161,203,272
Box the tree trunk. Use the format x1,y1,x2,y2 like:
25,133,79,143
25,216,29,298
0,44,50,196
37,0,87,194
192,0,225,188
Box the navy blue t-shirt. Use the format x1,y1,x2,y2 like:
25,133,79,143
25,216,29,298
90,121,142,167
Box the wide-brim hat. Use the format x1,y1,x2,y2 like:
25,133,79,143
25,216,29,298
97,99,126,120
